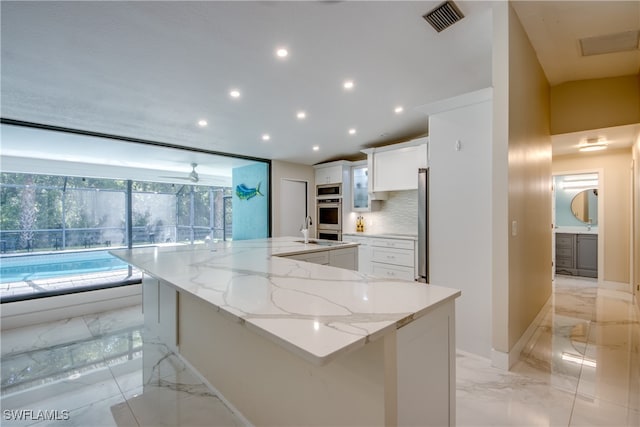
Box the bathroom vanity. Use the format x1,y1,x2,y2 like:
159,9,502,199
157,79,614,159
112,237,460,426
556,231,598,278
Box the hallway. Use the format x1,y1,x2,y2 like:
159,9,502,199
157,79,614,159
458,276,639,426
1,276,638,426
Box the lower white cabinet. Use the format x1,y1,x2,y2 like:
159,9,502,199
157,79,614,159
285,251,329,265
342,235,372,273
329,247,358,270
344,235,417,280
143,275,178,351
281,246,358,270
371,263,415,281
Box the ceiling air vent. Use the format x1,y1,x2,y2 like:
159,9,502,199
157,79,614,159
580,30,640,56
423,1,464,33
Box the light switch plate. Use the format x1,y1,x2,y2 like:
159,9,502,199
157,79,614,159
511,220,518,236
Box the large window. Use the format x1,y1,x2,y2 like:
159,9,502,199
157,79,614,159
0,122,270,303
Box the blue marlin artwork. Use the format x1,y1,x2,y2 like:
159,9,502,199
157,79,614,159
236,182,264,200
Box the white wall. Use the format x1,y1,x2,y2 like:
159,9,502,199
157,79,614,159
271,160,315,237
428,97,493,358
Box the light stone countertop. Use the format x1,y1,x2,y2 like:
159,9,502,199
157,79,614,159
111,237,459,365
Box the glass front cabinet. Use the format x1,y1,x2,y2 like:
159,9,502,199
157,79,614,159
352,163,371,212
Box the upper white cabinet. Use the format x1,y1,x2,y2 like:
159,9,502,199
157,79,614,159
362,138,428,193
314,161,351,185
351,161,383,211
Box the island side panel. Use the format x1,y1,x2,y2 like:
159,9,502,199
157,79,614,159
394,300,456,426
178,290,387,426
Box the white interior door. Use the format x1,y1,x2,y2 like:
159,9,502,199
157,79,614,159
279,179,308,238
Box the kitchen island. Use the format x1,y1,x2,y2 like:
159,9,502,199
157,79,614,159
112,237,460,426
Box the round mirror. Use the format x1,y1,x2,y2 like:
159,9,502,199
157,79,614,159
570,189,598,225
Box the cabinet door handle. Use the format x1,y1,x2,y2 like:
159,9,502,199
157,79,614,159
387,255,395,259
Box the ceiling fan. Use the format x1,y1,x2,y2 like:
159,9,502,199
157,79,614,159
160,162,199,183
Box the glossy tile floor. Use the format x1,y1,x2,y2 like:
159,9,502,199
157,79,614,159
458,276,640,426
1,276,638,426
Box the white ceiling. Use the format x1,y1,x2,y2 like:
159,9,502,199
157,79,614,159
1,0,638,172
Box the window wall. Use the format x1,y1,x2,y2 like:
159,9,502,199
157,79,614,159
0,122,270,302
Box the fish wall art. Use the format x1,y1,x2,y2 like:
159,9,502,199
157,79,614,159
236,182,264,200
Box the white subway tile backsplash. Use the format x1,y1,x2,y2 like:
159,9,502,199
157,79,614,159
348,190,417,235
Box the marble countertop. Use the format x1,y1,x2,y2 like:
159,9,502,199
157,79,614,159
111,237,459,365
342,232,418,240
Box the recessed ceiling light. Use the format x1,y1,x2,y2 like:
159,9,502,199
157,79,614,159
276,48,288,58
230,89,241,98
312,145,319,151
348,128,356,135
394,106,404,114
579,144,607,152
297,111,306,119
343,80,354,90
197,119,208,127
262,134,270,141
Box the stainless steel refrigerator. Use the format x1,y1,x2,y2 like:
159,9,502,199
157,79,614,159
418,168,429,283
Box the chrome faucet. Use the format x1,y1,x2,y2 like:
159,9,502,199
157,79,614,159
300,216,312,244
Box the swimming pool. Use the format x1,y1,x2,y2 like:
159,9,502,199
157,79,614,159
0,250,130,283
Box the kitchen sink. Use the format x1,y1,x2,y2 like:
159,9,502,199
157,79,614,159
294,239,348,246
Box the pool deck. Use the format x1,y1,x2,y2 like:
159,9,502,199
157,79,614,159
1,270,142,300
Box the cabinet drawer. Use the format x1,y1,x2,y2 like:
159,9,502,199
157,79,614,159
555,234,574,247
371,263,415,281
371,238,414,250
371,247,414,267
556,247,574,257
556,256,574,269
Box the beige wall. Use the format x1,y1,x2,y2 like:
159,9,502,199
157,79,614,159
634,134,640,309
491,1,510,355
551,75,640,135
271,160,315,237
505,4,553,351
491,3,552,359
553,148,632,284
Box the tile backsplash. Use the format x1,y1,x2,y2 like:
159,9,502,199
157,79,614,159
347,190,418,235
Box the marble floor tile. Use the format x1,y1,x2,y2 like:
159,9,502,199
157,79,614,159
569,394,640,427
27,395,139,427
0,317,93,357
457,352,575,426
2,276,638,426
83,305,143,338
126,384,244,427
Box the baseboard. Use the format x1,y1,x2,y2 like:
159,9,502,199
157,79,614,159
491,295,551,371
1,284,142,330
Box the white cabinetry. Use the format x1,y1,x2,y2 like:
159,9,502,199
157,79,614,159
315,164,343,185
314,161,351,185
281,246,358,270
343,235,416,280
351,161,383,211
284,250,329,265
370,238,416,280
362,138,428,193
341,235,371,273
329,247,358,270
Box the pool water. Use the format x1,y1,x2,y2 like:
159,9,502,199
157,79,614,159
0,251,130,283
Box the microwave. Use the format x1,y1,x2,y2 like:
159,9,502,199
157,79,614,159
316,183,342,198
